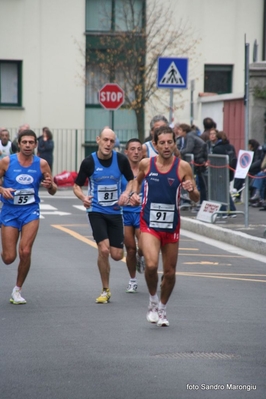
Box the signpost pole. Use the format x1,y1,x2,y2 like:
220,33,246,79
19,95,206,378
244,41,249,228
109,111,114,130
169,89,173,124
190,80,195,126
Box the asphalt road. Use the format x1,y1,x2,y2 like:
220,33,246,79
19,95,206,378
0,191,265,399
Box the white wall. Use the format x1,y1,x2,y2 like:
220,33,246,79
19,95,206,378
145,0,264,131
0,0,86,130
0,0,264,172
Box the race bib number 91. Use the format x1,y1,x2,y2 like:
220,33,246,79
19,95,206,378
149,202,175,229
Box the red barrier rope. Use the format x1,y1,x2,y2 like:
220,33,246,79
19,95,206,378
189,160,266,179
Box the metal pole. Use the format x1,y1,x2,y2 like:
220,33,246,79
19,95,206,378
244,41,250,227
109,111,114,130
190,80,195,126
75,129,78,171
169,89,173,124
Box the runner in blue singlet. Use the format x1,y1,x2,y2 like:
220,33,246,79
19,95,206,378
0,129,57,305
73,127,134,304
122,138,145,293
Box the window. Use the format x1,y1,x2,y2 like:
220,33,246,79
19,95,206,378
86,63,109,104
85,62,136,105
0,60,22,106
86,0,112,31
204,65,233,94
86,0,143,32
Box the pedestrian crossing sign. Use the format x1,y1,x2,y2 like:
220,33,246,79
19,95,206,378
157,57,188,89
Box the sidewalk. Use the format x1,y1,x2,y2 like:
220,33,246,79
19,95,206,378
180,202,266,257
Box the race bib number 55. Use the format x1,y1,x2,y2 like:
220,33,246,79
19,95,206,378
13,188,35,205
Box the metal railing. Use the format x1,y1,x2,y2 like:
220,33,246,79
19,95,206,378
207,154,244,222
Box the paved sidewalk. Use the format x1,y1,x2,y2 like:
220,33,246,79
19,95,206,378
180,202,266,257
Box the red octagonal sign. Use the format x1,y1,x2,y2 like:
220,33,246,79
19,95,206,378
99,83,125,110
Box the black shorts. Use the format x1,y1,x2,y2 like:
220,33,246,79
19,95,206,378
88,212,124,248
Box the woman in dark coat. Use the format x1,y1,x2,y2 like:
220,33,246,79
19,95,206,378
37,127,54,171
212,131,237,216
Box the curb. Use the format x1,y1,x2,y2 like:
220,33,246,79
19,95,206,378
181,217,266,257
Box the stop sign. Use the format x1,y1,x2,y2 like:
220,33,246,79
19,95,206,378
99,83,125,110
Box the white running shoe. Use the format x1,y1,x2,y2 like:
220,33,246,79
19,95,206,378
10,288,27,305
126,280,138,293
157,309,169,327
136,253,145,274
146,301,159,323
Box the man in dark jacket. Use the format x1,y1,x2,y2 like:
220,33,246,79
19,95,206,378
178,124,208,203
212,131,237,215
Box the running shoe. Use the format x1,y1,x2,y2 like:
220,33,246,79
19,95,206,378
126,280,138,293
157,309,169,327
136,253,145,274
95,289,111,304
146,301,159,323
10,288,27,305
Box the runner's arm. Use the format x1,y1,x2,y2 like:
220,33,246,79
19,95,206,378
40,159,57,195
129,158,148,206
0,157,16,198
73,156,94,209
180,160,200,203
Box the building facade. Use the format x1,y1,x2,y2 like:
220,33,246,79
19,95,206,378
0,0,264,174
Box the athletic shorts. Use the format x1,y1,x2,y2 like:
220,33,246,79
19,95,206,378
140,217,180,246
0,203,40,231
88,212,124,248
123,211,140,228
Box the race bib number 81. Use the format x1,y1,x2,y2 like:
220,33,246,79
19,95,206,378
98,184,118,206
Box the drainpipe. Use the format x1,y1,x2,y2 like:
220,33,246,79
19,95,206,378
263,0,266,59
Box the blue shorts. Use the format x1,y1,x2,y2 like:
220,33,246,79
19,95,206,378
123,211,140,228
0,204,40,231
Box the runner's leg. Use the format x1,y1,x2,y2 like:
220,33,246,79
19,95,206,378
160,242,179,305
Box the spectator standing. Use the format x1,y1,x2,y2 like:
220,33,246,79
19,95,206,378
212,131,237,216
122,138,145,293
130,125,200,326
178,123,208,203
0,129,57,304
249,146,266,206
0,129,17,159
206,128,219,154
37,127,54,171
12,124,30,153
200,117,215,142
172,122,185,150
73,127,134,304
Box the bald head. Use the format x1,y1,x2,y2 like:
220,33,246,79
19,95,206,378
97,127,116,159
100,127,116,139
